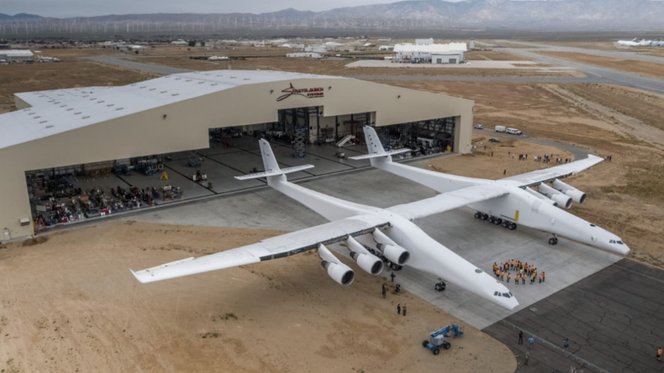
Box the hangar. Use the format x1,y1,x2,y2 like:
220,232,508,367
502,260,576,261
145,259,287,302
0,69,473,241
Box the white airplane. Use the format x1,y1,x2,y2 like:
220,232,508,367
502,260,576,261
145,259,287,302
616,38,653,47
352,126,629,256
131,139,519,310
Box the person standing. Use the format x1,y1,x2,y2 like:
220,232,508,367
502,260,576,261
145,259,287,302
390,271,396,283
518,330,524,345
396,303,401,315
382,283,387,299
657,345,663,361
402,304,407,317
524,351,529,366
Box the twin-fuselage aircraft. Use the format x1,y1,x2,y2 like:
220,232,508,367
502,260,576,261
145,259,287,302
132,126,628,310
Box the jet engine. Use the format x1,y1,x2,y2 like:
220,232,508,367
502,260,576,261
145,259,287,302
372,229,410,265
318,244,355,286
346,236,384,275
552,179,587,204
538,184,573,209
525,187,557,206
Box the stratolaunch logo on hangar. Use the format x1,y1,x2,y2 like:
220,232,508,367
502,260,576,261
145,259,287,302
276,83,324,102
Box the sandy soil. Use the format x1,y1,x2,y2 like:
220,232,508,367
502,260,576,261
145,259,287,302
538,51,664,79
465,50,530,61
0,221,516,373
427,138,573,179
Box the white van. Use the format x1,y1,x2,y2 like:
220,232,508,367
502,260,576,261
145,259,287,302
506,127,522,135
495,125,506,133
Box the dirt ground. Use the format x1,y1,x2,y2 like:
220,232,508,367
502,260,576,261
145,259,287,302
0,221,516,373
538,50,664,79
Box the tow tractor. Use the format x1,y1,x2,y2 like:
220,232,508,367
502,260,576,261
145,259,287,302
422,324,464,355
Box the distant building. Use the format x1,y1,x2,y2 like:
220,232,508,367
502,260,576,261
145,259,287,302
0,50,34,62
286,52,322,59
393,42,467,64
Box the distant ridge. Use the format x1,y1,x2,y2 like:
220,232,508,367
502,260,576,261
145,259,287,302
0,0,663,37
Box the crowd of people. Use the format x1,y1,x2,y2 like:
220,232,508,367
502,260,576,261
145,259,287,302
493,259,545,285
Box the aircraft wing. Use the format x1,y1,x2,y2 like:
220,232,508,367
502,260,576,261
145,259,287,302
388,184,508,220
131,215,389,283
502,154,604,187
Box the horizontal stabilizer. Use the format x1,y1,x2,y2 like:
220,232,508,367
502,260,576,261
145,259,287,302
235,164,314,180
349,148,411,161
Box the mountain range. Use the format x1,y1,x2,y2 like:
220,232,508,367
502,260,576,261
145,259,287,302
0,0,662,37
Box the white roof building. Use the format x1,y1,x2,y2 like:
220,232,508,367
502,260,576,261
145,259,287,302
0,50,34,59
0,69,474,241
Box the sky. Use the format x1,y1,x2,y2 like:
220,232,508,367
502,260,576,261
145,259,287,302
3,0,469,17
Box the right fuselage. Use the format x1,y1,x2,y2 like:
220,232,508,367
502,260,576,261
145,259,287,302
470,181,629,255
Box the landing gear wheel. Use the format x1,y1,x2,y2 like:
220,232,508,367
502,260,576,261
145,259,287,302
509,223,517,230
495,218,503,225
434,281,447,292
474,212,482,219
488,216,495,224
482,213,489,221
548,237,558,245
422,340,430,348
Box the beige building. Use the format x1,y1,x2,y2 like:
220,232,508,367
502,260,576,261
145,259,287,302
0,70,473,241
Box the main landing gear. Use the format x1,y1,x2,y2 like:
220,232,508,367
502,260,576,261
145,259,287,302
474,212,517,230
548,235,559,245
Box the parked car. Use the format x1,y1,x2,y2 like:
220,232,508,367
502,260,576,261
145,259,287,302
495,125,506,133
474,123,484,129
506,127,522,135
488,137,500,143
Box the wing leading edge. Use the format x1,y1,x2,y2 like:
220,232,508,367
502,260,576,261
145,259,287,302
388,184,508,220
131,214,390,283
502,154,604,187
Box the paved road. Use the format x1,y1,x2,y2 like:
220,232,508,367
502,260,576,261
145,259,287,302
84,55,193,75
502,40,664,65
86,52,664,94
485,259,664,373
502,47,664,95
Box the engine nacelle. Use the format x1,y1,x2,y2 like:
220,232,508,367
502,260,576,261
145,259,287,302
318,244,354,286
346,236,383,275
538,184,573,209
552,179,587,204
525,187,557,206
372,229,410,265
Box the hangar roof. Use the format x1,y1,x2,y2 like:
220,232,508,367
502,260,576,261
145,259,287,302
0,70,346,150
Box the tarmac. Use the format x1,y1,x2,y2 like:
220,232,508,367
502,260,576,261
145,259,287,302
485,259,664,372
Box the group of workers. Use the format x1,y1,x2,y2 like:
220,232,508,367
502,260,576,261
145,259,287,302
493,260,545,285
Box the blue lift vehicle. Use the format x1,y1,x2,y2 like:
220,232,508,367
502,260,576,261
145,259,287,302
422,324,464,355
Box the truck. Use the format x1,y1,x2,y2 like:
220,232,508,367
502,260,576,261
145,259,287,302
495,125,506,133
422,324,464,355
506,127,522,135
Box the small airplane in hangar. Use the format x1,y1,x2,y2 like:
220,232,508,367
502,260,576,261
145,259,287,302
132,139,519,310
352,126,629,256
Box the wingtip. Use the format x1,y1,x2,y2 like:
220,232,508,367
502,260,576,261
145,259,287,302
129,269,148,283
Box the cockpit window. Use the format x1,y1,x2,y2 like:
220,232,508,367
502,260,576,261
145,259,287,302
494,291,513,298
617,241,624,245
590,224,596,227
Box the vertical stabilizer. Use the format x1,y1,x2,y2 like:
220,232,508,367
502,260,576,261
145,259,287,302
363,126,387,156
259,139,281,173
